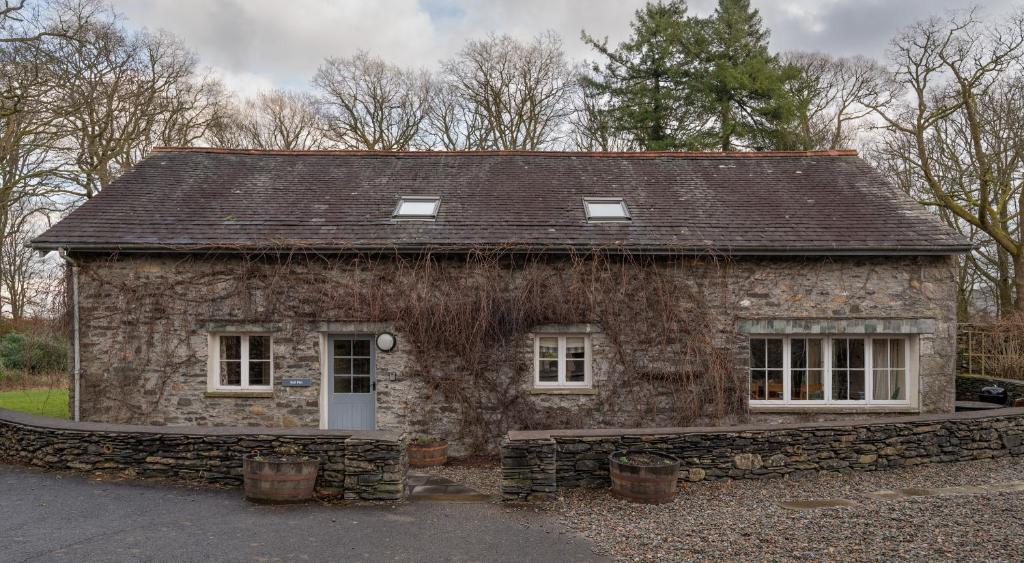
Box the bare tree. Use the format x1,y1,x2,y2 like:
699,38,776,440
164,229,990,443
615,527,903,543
0,0,96,46
155,74,233,148
866,10,1024,313
42,14,214,198
0,40,65,225
211,89,327,150
0,198,53,319
782,51,889,150
437,32,578,150
567,76,634,151
424,78,490,150
313,52,432,150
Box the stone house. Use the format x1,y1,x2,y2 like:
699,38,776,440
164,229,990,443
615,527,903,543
32,148,970,453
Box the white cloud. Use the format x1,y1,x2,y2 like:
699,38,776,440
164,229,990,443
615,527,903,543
106,0,1012,96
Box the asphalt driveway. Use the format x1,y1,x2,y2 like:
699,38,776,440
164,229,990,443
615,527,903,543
0,465,602,563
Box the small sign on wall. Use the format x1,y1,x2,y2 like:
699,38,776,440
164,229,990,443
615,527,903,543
281,378,313,387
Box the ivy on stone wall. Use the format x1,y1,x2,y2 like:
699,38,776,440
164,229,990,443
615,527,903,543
79,248,745,453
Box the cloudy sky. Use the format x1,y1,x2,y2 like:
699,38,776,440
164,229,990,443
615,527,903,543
107,0,1015,97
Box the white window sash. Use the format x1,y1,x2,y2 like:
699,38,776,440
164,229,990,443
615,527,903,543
213,334,273,391
534,335,591,388
750,335,911,407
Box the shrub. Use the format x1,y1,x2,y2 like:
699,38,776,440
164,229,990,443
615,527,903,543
0,332,68,373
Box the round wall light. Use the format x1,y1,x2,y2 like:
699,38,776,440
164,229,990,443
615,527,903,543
376,332,397,352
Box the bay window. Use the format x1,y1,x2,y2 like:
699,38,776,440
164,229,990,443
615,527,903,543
748,336,911,406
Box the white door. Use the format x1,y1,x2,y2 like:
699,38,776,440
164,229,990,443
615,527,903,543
327,335,376,429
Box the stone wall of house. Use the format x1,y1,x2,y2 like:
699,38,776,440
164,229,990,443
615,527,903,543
0,408,406,500
956,374,1024,404
500,407,1024,501
69,252,957,454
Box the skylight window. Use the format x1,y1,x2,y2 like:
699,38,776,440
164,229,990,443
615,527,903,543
583,197,631,222
394,196,440,219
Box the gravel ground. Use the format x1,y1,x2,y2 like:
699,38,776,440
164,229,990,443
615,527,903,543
552,457,1024,562
417,460,502,497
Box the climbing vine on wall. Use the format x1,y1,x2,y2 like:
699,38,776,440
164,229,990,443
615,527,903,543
77,247,746,453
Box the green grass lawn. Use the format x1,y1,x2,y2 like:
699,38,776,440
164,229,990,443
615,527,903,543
0,388,69,419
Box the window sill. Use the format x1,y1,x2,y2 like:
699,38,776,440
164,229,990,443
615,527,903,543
749,405,919,414
530,388,597,395
205,391,274,398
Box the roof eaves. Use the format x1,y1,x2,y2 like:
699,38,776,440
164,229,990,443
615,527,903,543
30,240,975,256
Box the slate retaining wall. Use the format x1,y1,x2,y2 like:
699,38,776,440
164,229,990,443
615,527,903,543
956,374,1024,404
0,409,406,500
501,408,1024,501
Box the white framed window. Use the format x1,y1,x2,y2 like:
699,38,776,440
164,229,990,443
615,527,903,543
748,335,912,407
209,334,273,391
393,196,440,219
534,335,592,388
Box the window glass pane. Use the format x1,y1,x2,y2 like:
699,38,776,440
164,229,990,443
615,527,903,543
889,371,906,400
249,336,270,361
790,339,821,401
872,339,889,370
220,335,241,361
791,339,806,370
352,376,371,393
750,371,766,400
792,369,807,400
566,337,585,360
873,368,889,401
352,358,371,375
334,339,352,357
220,360,241,386
890,339,905,369
539,338,558,359
766,339,783,368
334,357,352,375
249,361,270,386
832,370,849,400
832,338,865,401
807,370,825,400
539,360,558,382
396,198,438,216
872,339,889,401
806,339,823,369
766,370,784,400
849,369,866,400
333,375,352,394
750,339,766,369
833,339,849,368
585,200,628,218
849,339,865,369
538,336,558,382
352,339,371,357
567,360,585,383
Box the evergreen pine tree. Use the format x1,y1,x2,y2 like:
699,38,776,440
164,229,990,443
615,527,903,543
581,1,707,150
582,0,802,151
694,0,801,150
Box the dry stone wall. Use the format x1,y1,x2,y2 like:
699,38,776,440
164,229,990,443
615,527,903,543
500,408,1024,501
0,408,407,500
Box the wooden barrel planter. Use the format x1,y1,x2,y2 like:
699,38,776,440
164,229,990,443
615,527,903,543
242,454,320,504
608,450,681,504
408,439,448,467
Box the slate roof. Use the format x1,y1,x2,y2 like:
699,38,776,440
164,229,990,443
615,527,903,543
32,148,971,255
